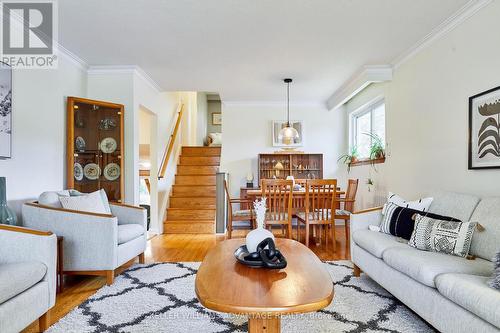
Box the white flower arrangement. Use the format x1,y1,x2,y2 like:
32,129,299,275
253,197,267,229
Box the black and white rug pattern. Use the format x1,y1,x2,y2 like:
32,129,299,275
47,261,435,333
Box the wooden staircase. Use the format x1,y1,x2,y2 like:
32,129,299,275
164,146,221,234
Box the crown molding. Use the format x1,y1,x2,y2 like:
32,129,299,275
87,65,162,93
391,0,492,69
58,44,88,71
326,65,393,111
222,100,325,108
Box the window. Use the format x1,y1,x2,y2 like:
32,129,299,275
350,99,385,159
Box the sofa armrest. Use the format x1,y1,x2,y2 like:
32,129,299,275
22,203,118,271
351,206,384,230
0,225,57,308
109,203,147,228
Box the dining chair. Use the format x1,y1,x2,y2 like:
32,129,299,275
335,179,359,243
296,179,337,250
224,180,254,239
261,179,293,239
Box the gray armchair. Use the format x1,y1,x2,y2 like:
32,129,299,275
22,197,147,285
0,225,57,333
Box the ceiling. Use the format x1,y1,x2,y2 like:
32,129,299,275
59,0,470,103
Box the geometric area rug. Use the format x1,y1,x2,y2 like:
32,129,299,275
47,261,435,333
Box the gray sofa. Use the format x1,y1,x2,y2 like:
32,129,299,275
22,193,147,285
0,225,57,333
350,192,500,333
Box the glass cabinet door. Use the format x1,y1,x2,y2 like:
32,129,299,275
68,97,124,202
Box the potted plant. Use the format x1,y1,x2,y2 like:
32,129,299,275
338,146,359,173
365,133,385,160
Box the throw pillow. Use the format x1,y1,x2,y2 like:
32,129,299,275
408,214,477,258
68,189,111,214
38,190,71,208
59,190,108,214
380,202,461,240
383,192,434,213
489,251,500,290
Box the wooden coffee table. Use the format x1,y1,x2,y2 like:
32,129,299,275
195,238,334,333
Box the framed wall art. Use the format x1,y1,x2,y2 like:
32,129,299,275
0,62,12,159
212,112,222,125
469,85,500,169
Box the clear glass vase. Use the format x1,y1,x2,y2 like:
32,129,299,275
0,177,17,226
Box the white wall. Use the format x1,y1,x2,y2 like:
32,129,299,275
343,1,500,207
196,92,208,146
221,103,347,197
1,57,87,216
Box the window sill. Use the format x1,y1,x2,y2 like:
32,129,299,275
349,157,386,167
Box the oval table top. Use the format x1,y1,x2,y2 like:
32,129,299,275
195,238,334,315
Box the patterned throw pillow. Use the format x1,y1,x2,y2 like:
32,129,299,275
380,203,461,240
382,192,433,214
490,251,500,290
408,215,476,258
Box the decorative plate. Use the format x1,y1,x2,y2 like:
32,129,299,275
99,118,117,130
83,163,100,180
100,137,117,154
74,163,83,181
75,136,86,151
103,163,120,181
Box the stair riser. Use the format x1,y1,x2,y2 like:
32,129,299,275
177,166,218,175
180,156,220,166
169,197,216,209
172,186,216,197
175,175,216,185
182,147,221,156
164,222,214,234
167,209,215,220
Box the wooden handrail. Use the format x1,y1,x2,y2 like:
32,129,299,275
158,103,184,179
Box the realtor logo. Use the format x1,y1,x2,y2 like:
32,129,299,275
0,1,58,68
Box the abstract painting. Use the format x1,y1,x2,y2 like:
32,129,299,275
469,85,500,169
0,62,12,159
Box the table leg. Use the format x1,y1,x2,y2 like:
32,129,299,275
248,316,280,333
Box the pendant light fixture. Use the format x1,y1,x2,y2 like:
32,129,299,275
278,78,299,145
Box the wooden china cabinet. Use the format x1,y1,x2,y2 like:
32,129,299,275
258,152,323,182
66,97,125,202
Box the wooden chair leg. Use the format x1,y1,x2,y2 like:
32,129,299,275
332,221,337,252
106,270,115,285
353,264,361,277
287,221,292,239
345,219,350,244
139,253,145,264
305,223,310,247
39,311,50,332
227,215,233,239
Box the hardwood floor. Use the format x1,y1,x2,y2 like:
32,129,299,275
24,226,350,332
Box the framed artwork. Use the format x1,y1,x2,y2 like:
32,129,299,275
272,120,304,147
0,62,12,159
212,112,222,125
469,85,500,169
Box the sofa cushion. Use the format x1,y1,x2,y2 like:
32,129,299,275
469,197,500,260
428,191,480,222
382,247,493,288
117,224,144,245
38,190,70,208
435,273,500,329
352,229,407,258
59,190,108,214
0,262,47,304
